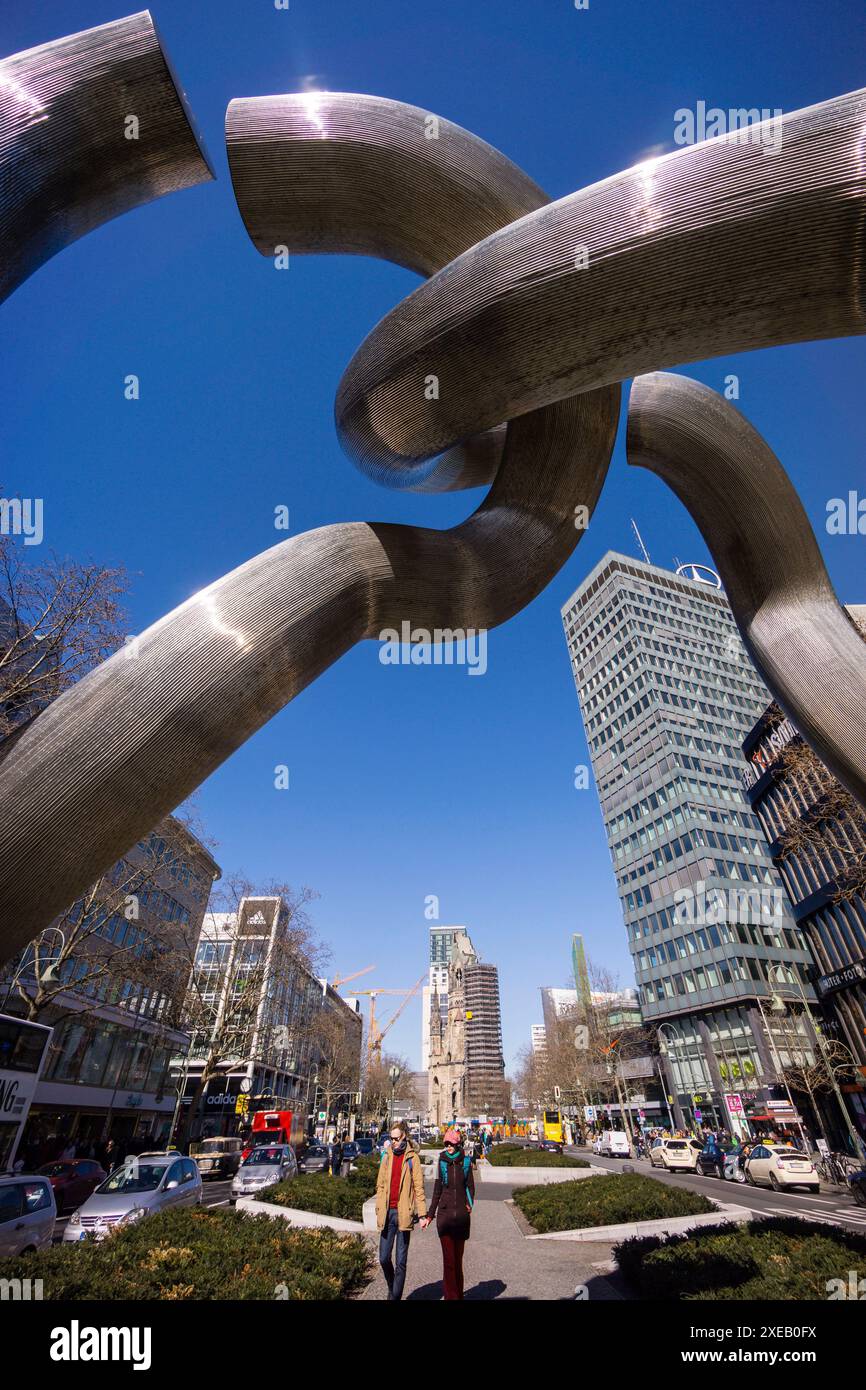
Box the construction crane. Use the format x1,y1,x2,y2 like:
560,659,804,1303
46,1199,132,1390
330,964,376,991
355,974,426,1060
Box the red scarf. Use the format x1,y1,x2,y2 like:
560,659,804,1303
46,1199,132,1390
388,1150,405,1208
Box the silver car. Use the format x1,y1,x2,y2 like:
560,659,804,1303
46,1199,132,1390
230,1143,297,1203
0,1173,56,1256
63,1153,202,1242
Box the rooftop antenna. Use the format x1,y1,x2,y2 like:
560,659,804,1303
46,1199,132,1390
630,518,652,566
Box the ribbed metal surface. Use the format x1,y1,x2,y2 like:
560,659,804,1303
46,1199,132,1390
0,90,617,947
334,89,866,483
0,9,213,303
628,372,866,806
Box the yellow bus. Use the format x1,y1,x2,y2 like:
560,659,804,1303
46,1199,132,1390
540,1109,564,1143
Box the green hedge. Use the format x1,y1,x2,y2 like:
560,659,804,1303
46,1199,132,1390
260,1157,379,1222
615,1215,866,1300
488,1146,590,1169
0,1206,373,1300
514,1172,714,1234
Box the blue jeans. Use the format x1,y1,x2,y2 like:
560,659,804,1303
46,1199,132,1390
379,1209,411,1300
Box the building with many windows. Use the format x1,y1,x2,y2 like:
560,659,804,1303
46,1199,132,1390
3,817,220,1159
562,553,817,1134
743,700,866,1143
427,930,506,1123
177,895,362,1142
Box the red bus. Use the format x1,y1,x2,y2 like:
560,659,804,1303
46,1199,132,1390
242,1108,304,1158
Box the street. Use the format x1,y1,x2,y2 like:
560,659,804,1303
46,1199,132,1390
565,1146,866,1234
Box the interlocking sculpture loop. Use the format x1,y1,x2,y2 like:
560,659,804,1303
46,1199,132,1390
0,11,864,956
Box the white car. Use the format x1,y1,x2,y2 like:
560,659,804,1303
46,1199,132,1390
63,1153,201,1242
0,1173,56,1256
648,1137,702,1172
599,1130,631,1157
231,1143,298,1203
745,1143,820,1193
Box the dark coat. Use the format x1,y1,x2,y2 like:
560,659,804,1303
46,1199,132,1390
428,1152,475,1239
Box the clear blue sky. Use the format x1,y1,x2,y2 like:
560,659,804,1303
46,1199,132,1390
4,0,864,1073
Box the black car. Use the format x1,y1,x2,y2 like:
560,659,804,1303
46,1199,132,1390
849,1168,866,1208
538,1139,563,1153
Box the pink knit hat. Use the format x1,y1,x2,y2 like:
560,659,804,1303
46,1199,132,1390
443,1128,462,1144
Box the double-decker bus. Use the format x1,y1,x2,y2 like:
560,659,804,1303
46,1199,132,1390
0,1013,53,1170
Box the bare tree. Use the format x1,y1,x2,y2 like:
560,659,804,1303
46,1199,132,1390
0,523,128,739
764,703,866,902
0,814,210,1026
362,1052,417,1130
309,1002,363,1133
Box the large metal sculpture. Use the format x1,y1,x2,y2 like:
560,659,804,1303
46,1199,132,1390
0,11,864,955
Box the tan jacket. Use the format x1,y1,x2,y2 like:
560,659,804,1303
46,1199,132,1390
375,1144,427,1232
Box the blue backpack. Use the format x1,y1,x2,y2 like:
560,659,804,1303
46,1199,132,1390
438,1154,474,1208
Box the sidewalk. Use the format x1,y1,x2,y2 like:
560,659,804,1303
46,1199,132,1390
359,1172,628,1301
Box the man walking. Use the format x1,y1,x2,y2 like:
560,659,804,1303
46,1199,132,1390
375,1121,428,1300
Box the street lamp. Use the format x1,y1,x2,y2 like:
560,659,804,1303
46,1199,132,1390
388,1064,401,1128
1,927,66,1010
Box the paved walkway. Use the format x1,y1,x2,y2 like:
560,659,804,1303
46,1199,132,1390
360,1170,626,1301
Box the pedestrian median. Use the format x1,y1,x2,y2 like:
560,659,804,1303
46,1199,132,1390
521,1200,754,1242
476,1162,611,1186
236,1193,380,1233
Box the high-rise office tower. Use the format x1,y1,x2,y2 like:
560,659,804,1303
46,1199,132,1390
530,1024,548,1053
562,552,816,1134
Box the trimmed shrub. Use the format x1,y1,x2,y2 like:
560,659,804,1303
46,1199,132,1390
615,1215,866,1300
488,1147,590,1169
261,1159,378,1222
0,1205,373,1300
514,1172,714,1234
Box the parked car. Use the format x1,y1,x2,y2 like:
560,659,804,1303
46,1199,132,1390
63,1153,202,1242
230,1144,298,1203
0,1173,56,1256
190,1136,244,1181
696,1141,747,1182
297,1143,331,1174
744,1143,820,1193
538,1139,563,1153
848,1167,866,1208
648,1137,702,1172
37,1158,106,1214
354,1137,375,1155
598,1130,631,1158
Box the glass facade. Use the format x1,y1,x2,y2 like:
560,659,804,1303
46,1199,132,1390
562,553,816,1128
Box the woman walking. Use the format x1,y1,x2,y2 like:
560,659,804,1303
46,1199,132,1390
421,1127,475,1300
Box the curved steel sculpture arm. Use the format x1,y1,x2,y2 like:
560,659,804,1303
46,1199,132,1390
627,371,866,807
226,91,550,492
0,9,213,304
334,88,866,483
0,90,617,948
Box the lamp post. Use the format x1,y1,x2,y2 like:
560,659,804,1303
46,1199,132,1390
388,1064,401,1128
1,927,66,1011
766,966,866,1163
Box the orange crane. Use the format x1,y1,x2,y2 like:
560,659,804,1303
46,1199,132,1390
330,964,376,991
355,973,426,1059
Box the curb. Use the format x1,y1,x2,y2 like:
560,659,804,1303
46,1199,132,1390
479,1164,610,1185
522,1202,754,1242
237,1194,377,1234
